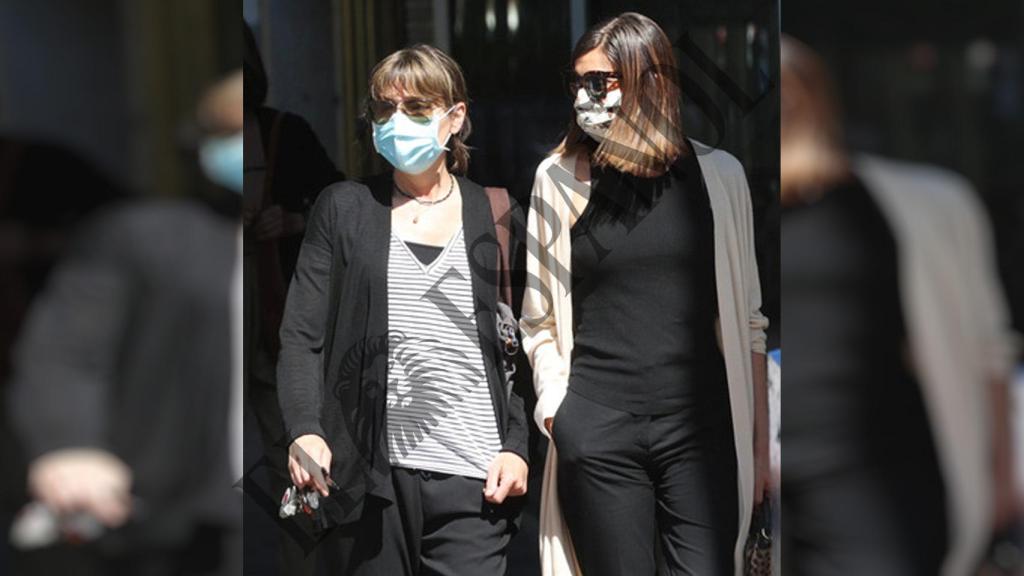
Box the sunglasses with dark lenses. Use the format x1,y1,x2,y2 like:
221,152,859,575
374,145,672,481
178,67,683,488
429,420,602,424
367,98,439,125
566,70,621,100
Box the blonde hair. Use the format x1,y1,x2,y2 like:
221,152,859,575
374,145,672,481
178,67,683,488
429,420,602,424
367,44,472,174
554,13,686,178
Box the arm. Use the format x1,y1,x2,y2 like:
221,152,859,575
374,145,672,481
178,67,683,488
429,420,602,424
989,375,1018,530
499,197,530,464
519,161,571,439
8,208,137,526
276,189,340,495
733,156,772,504
752,351,771,505
956,187,1021,529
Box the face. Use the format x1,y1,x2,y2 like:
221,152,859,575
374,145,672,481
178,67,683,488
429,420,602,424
374,85,466,142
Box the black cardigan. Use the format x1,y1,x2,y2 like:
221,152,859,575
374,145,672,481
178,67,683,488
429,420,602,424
277,173,529,525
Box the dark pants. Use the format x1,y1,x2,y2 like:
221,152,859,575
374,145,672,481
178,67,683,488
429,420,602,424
780,468,947,576
10,524,240,576
554,387,738,576
323,467,521,576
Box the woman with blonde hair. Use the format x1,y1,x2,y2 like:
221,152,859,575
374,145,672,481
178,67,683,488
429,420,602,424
276,44,530,575
521,12,770,576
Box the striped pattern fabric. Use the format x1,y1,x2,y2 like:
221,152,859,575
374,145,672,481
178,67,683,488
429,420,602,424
385,226,502,479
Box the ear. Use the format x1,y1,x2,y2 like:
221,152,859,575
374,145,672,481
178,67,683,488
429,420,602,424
448,102,467,135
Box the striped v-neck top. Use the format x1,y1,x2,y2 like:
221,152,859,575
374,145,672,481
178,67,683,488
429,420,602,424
385,226,502,479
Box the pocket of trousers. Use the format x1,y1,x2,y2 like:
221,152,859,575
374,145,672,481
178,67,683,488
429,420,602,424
550,388,572,443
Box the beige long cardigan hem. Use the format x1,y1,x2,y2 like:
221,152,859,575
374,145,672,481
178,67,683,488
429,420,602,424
520,140,769,576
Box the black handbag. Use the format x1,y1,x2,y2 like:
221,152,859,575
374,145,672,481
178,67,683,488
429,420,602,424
484,186,519,399
744,499,774,576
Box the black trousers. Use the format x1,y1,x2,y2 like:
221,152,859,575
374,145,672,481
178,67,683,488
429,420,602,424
323,467,521,576
10,524,240,576
554,387,738,576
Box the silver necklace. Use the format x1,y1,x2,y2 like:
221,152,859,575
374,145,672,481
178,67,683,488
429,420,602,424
395,176,455,224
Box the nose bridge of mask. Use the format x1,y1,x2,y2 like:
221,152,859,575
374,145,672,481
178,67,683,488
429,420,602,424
393,104,455,148
575,87,621,111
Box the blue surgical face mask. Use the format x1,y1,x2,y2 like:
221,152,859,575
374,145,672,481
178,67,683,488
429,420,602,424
199,132,243,193
372,106,456,175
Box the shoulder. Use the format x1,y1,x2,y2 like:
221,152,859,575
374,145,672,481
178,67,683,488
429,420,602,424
532,153,577,186
691,139,746,180
853,154,986,234
312,178,380,215
69,199,232,264
690,141,752,218
87,198,223,236
855,155,975,209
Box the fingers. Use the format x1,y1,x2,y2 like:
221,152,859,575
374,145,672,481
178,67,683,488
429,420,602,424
488,468,515,504
484,461,500,500
83,483,131,527
28,453,132,527
289,437,332,495
254,221,283,239
288,455,309,488
509,473,528,497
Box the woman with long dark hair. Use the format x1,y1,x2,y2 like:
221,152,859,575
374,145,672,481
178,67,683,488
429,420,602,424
521,13,770,575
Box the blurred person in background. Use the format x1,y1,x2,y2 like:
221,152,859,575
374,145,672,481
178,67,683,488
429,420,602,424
5,71,244,576
0,137,127,573
521,13,770,576
242,20,342,576
780,35,1020,576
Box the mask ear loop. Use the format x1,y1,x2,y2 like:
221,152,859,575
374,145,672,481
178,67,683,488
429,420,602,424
436,104,459,150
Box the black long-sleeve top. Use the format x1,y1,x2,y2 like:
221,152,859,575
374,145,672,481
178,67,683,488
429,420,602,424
276,174,530,526
567,152,726,415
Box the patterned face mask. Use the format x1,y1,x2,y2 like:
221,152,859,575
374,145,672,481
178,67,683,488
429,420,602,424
574,88,622,141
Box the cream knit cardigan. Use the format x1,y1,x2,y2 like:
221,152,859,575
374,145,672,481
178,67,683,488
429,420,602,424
857,155,1019,576
520,141,769,576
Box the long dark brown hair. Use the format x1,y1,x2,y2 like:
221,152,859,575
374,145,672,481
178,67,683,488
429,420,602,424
554,12,686,178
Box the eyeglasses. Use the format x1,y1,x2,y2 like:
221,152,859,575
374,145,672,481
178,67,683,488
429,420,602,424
367,98,441,125
566,71,621,101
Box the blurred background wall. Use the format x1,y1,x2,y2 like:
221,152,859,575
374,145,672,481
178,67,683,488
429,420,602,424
0,0,241,197
783,0,1024,337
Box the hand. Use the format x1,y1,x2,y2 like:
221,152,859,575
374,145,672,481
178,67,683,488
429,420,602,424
252,205,304,241
28,448,133,528
753,437,771,506
288,434,333,497
484,452,528,504
253,205,285,240
991,433,1020,531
